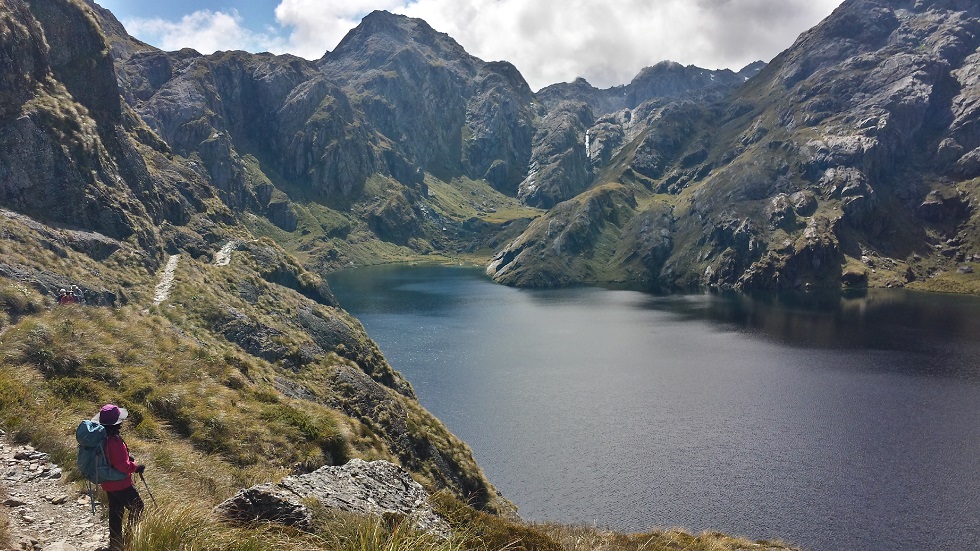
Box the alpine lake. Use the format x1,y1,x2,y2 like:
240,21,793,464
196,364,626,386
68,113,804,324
326,263,980,551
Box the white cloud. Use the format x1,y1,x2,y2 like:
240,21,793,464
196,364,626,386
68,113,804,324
273,0,407,59
123,1,846,90
390,0,846,89
123,10,287,56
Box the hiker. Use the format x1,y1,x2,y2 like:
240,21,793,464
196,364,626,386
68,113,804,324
93,404,145,551
71,284,85,304
59,288,74,304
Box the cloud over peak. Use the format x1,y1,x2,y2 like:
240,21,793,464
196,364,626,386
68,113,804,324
120,0,845,90
124,9,287,55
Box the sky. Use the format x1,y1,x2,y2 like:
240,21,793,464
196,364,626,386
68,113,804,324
95,0,846,91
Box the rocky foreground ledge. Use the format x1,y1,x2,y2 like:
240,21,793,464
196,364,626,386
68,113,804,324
214,458,450,535
0,431,107,550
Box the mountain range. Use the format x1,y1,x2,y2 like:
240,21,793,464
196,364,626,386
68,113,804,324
1,0,979,537
488,0,980,292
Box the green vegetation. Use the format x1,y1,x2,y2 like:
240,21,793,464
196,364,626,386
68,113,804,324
425,175,542,226
235,161,542,272
0,485,9,547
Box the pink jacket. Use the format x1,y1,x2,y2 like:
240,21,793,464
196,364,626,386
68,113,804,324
100,434,138,492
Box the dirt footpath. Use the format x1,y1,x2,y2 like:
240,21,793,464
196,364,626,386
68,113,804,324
0,431,108,551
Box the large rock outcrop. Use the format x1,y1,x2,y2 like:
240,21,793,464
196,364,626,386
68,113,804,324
214,459,449,535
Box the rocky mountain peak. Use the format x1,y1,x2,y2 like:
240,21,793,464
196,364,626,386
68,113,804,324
82,0,154,62
313,10,536,193
626,60,745,107
737,61,766,80
323,10,471,71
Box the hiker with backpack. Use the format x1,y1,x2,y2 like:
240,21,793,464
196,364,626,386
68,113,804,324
79,404,145,551
59,288,74,304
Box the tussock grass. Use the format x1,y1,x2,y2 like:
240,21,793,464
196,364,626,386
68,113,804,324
131,501,509,551
130,501,330,551
425,175,542,225
316,511,472,551
538,524,794,551
0,290,351,489
432,492,560,551
0,282,46,321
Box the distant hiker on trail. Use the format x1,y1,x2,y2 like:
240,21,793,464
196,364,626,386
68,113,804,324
59,288,74,304
93,404,145,551
71,284,84,304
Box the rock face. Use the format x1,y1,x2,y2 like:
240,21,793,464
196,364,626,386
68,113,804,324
535,60,764,115
108,8,536,221
318,11,536,195
518,102,595,208
0,0,227,263
491,0,980,292
520,62,764,208
214,459,449,535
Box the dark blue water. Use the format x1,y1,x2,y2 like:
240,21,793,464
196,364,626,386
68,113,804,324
327,264,980,551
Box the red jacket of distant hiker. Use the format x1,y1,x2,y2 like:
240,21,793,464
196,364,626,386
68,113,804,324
100,434,137,492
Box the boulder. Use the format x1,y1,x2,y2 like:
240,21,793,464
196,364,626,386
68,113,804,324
214,459,449,535
213,483,313,530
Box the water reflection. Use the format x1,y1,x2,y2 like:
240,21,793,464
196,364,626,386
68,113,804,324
638,289,980,370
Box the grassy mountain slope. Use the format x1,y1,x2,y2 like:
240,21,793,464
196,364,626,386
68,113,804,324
0,206,507,510
0,215,798,548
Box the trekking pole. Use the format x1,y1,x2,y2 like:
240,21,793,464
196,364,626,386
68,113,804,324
138,472,157,507
87,481,97,515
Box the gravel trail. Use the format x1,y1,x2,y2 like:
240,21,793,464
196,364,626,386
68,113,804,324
151,254,180,306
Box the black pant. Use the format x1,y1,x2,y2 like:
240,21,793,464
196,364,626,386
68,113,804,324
107,485,144,551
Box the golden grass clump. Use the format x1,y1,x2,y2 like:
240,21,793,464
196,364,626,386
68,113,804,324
131,501,325,551
537,523,797,551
